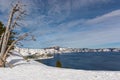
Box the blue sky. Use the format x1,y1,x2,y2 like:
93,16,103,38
0,0,120,48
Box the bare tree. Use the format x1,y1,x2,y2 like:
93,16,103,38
0,1,28,67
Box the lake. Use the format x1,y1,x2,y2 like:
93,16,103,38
37,52,120,71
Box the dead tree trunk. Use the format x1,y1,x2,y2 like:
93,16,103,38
0,6,15,57
0,33,4,48
0,2,27,67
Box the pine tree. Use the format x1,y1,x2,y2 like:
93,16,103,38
0,21,5,36
0,21,5,50
0,21,15,50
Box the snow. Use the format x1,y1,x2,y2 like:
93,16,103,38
0,52,120,80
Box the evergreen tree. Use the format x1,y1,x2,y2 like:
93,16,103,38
0,21,15,49
56,60,62,68
0,21,5,37
0,21,5,50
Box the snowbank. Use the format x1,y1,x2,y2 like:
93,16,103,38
0,52,120,80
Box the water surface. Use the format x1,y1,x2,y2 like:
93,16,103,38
37,52,120,71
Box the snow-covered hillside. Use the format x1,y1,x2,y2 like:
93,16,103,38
0,52,120,80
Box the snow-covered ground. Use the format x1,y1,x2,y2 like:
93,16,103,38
0,52,120,80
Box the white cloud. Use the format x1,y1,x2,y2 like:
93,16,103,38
57,19,85,32
28,0,112,25
41,9,120,48
85,9,120,25
52,25,120,48
23,8,120,48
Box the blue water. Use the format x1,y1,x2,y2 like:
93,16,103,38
37,52,120,71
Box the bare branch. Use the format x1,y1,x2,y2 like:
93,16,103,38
10,4,26,31
3,33,28,60
10,14,21,31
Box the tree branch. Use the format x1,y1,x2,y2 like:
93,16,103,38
3,33,28,60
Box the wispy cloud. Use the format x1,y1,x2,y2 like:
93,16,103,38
85,9,120,25
0,0,120,48
23,7,120,48
39,9,120,48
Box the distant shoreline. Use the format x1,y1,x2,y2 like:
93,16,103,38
14,47,120,56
